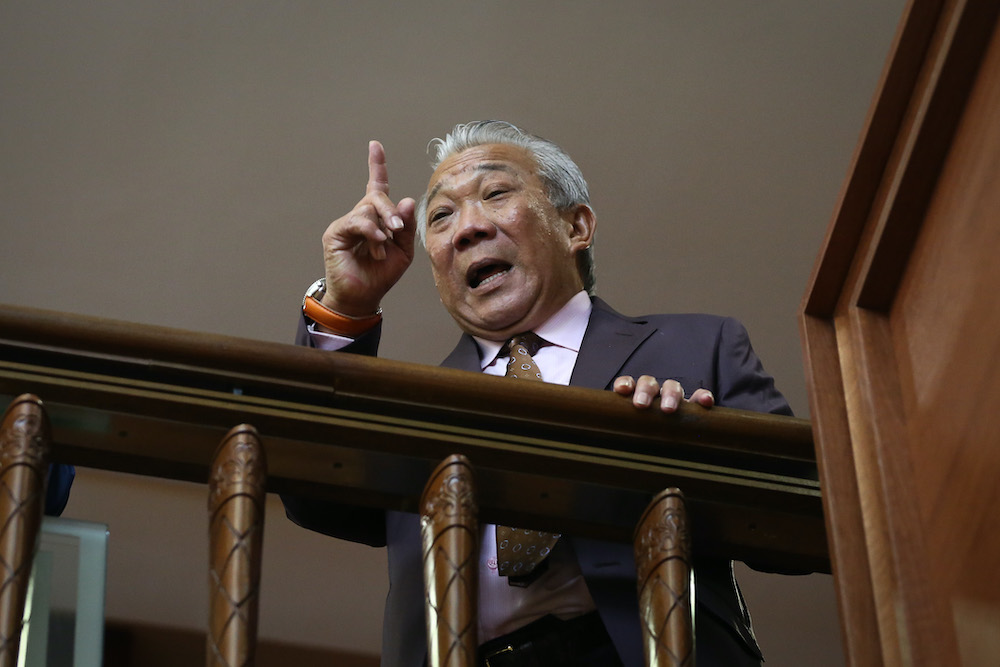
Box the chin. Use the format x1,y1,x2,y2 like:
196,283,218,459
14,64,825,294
457,310,524,338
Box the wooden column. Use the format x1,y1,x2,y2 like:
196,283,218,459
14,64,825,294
420,455,478,667
634,488,694,667
0,395,49,667
207,425,267,667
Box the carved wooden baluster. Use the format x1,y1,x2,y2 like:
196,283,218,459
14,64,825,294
0,395,50,667
207,425,267,667
634,488,694,667
420,454,478,667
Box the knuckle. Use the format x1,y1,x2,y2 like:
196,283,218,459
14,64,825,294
616,379,635,392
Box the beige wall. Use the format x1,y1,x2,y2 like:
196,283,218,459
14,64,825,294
1,2,906,663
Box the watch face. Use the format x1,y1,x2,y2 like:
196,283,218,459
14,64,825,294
304,278,326,304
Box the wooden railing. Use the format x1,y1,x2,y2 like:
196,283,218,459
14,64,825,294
0,304,826,664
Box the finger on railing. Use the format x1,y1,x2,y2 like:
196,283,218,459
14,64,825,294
207,425,267,667
0,394,50,667
420,454,479,667
634,488,694,667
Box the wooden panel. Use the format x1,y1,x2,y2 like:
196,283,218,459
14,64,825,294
803,0,946,316
890,19,1000,661
799,316,883,666
801,1,1000,664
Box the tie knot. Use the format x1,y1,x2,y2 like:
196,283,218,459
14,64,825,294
507,332,544,357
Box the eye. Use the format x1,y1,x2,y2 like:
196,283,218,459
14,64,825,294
429,208,451,224
485,188,508,200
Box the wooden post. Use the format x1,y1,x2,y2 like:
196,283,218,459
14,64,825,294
634,488,694,667
0,395,49,667
207,425,266,667
420,454,478,667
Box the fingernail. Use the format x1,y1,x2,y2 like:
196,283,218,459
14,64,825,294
390,215,404,230
662,395,679,411
635,391,651,407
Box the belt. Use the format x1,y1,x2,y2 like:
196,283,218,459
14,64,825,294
478,611,620,667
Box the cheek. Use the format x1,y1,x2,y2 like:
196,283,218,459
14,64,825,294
522,200,564,244
426,244,449,275
429,262,448,290
525,197,548,219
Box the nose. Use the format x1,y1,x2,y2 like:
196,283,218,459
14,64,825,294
452,204,496,249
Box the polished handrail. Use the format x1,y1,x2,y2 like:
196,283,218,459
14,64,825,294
0,304,826,572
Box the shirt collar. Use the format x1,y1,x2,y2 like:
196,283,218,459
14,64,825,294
473,291,593,370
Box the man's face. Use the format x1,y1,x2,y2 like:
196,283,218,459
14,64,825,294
424,144,593,341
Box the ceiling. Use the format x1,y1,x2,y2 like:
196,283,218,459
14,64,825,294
1,2,908,663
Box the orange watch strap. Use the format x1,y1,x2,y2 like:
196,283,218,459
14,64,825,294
303,296,381,337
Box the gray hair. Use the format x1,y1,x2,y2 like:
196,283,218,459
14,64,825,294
416,120,596,294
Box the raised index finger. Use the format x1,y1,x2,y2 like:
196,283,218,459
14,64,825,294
366,140,390,195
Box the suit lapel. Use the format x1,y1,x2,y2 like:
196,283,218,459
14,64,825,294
440,333,482,372
570,297,657,390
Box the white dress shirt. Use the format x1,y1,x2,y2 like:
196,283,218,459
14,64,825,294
470,291,597,640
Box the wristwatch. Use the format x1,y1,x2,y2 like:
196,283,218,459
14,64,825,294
302,277,327,310
301,278,382,336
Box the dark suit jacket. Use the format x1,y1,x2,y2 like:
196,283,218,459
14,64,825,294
45,463,75,516
283,297,792,667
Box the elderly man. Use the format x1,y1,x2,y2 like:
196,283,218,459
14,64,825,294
284,120,791,667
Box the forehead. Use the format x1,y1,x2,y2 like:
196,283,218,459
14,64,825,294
426,143,540,200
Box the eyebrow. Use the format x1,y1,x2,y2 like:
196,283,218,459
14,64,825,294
426,162,517,204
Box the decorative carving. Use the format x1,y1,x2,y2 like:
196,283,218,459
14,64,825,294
208,434,266,513
634,488,694,667
0,395,49,667
420,454,478,667
207,425,266,667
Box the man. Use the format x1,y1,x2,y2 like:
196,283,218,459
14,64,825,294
284,120,791,666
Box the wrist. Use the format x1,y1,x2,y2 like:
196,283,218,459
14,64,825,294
302,278,382,337
319,292,380,319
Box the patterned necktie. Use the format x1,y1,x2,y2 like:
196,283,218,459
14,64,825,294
495,333,561,586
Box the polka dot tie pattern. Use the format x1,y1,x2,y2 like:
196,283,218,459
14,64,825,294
504,333,545,382
496,332,561,586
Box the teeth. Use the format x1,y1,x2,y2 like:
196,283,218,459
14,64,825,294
477,267,509,288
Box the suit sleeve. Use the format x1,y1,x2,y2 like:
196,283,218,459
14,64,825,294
281,314,388,546
714,317,793,416
715,318,817,578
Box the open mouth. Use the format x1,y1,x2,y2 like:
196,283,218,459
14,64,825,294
467,261,512,289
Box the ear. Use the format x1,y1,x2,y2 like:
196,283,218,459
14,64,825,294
563,204,596,252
